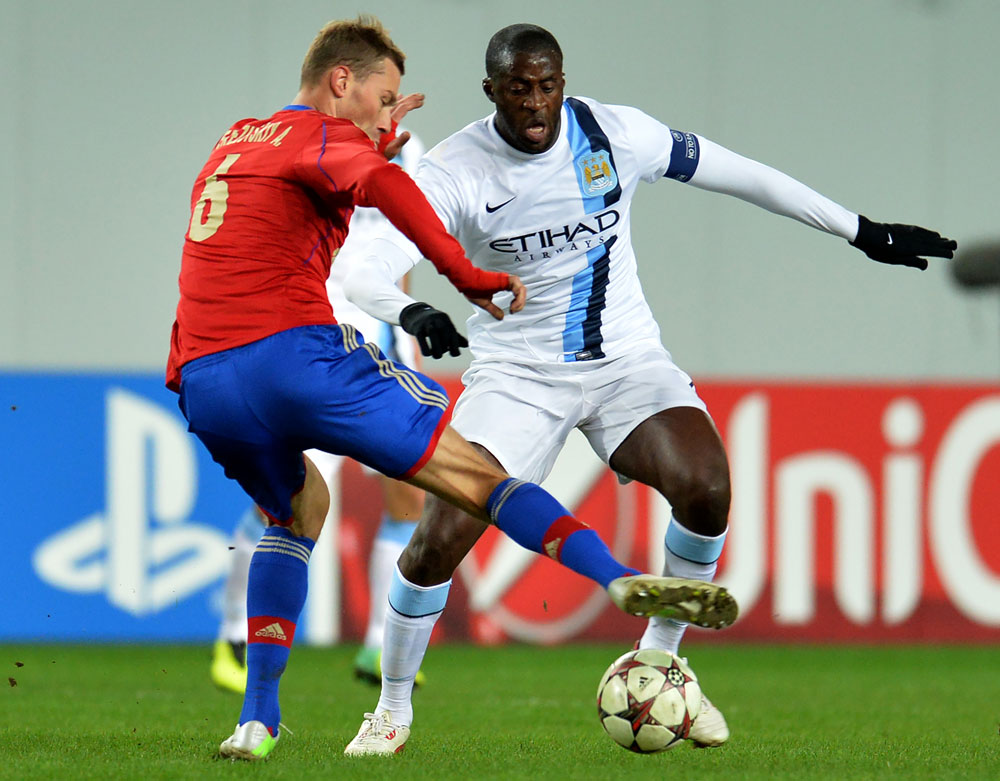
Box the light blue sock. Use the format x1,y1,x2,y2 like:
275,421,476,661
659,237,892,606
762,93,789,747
641,518,727,654
375,566,451,725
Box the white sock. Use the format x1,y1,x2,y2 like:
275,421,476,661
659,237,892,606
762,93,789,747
363,516,418,650
374,566,450,727
639,517,726,655
375,609,440,727
218,507,264,644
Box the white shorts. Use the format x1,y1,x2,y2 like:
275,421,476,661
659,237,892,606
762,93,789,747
451,344,707,484
307,302,418,484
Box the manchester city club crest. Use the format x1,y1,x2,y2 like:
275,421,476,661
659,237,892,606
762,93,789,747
576,149,618,196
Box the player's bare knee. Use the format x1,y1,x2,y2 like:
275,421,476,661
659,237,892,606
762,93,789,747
686,483,730,537
667,466,730,537
398,496,481,585
398,530,457,585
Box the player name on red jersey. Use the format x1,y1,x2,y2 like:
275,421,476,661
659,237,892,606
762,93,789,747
215,120,292,149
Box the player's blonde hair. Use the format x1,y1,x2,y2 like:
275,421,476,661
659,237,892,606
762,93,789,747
300,15,405,87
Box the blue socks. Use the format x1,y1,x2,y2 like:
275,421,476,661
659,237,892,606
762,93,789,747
240,526,314,736
486,478,637,589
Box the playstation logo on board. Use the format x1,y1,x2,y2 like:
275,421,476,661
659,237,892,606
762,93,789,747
32,388,229,616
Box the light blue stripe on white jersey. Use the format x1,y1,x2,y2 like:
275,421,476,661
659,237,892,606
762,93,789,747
563,241,607,358
565,105,606,215
561,101,616,361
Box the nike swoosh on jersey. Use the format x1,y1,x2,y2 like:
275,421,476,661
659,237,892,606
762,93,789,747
486,196,516,213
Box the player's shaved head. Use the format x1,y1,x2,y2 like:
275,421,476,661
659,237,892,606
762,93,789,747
301,15,405,87
485,24,562,80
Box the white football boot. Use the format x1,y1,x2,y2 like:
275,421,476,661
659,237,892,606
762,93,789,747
343,711,410,756
219,720,279,760
607,575,738,629
688,693,730,747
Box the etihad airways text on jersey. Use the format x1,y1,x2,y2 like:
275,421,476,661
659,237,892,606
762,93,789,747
488,209,619,255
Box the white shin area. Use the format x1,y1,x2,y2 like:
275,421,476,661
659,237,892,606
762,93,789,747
374,607,441,728
639,517,725,655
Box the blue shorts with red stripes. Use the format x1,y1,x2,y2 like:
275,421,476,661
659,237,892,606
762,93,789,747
177,324,450,524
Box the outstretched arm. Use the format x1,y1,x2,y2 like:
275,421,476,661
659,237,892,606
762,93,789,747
356,163,514,298
344,235,526,359
684,135,956,269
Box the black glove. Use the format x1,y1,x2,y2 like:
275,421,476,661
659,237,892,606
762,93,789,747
399,302,468,359
850,214,957,270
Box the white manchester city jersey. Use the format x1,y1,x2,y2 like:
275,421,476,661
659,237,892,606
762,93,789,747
414,97,698,364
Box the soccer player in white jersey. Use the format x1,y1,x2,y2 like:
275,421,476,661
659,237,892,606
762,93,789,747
342,24,956,754
210,120,435,692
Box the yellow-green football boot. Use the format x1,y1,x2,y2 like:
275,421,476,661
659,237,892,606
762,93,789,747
210,639,248,694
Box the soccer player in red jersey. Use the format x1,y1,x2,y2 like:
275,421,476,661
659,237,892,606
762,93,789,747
167,16,738,761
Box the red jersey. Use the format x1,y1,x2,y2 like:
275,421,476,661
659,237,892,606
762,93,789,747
167,106,506,391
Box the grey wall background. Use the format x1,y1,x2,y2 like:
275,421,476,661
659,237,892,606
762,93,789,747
1,0,997,379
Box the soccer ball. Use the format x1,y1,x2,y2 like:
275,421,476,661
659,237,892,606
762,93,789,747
596,649,701,753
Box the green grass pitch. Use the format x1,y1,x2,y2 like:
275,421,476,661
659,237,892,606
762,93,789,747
2,643,998,779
